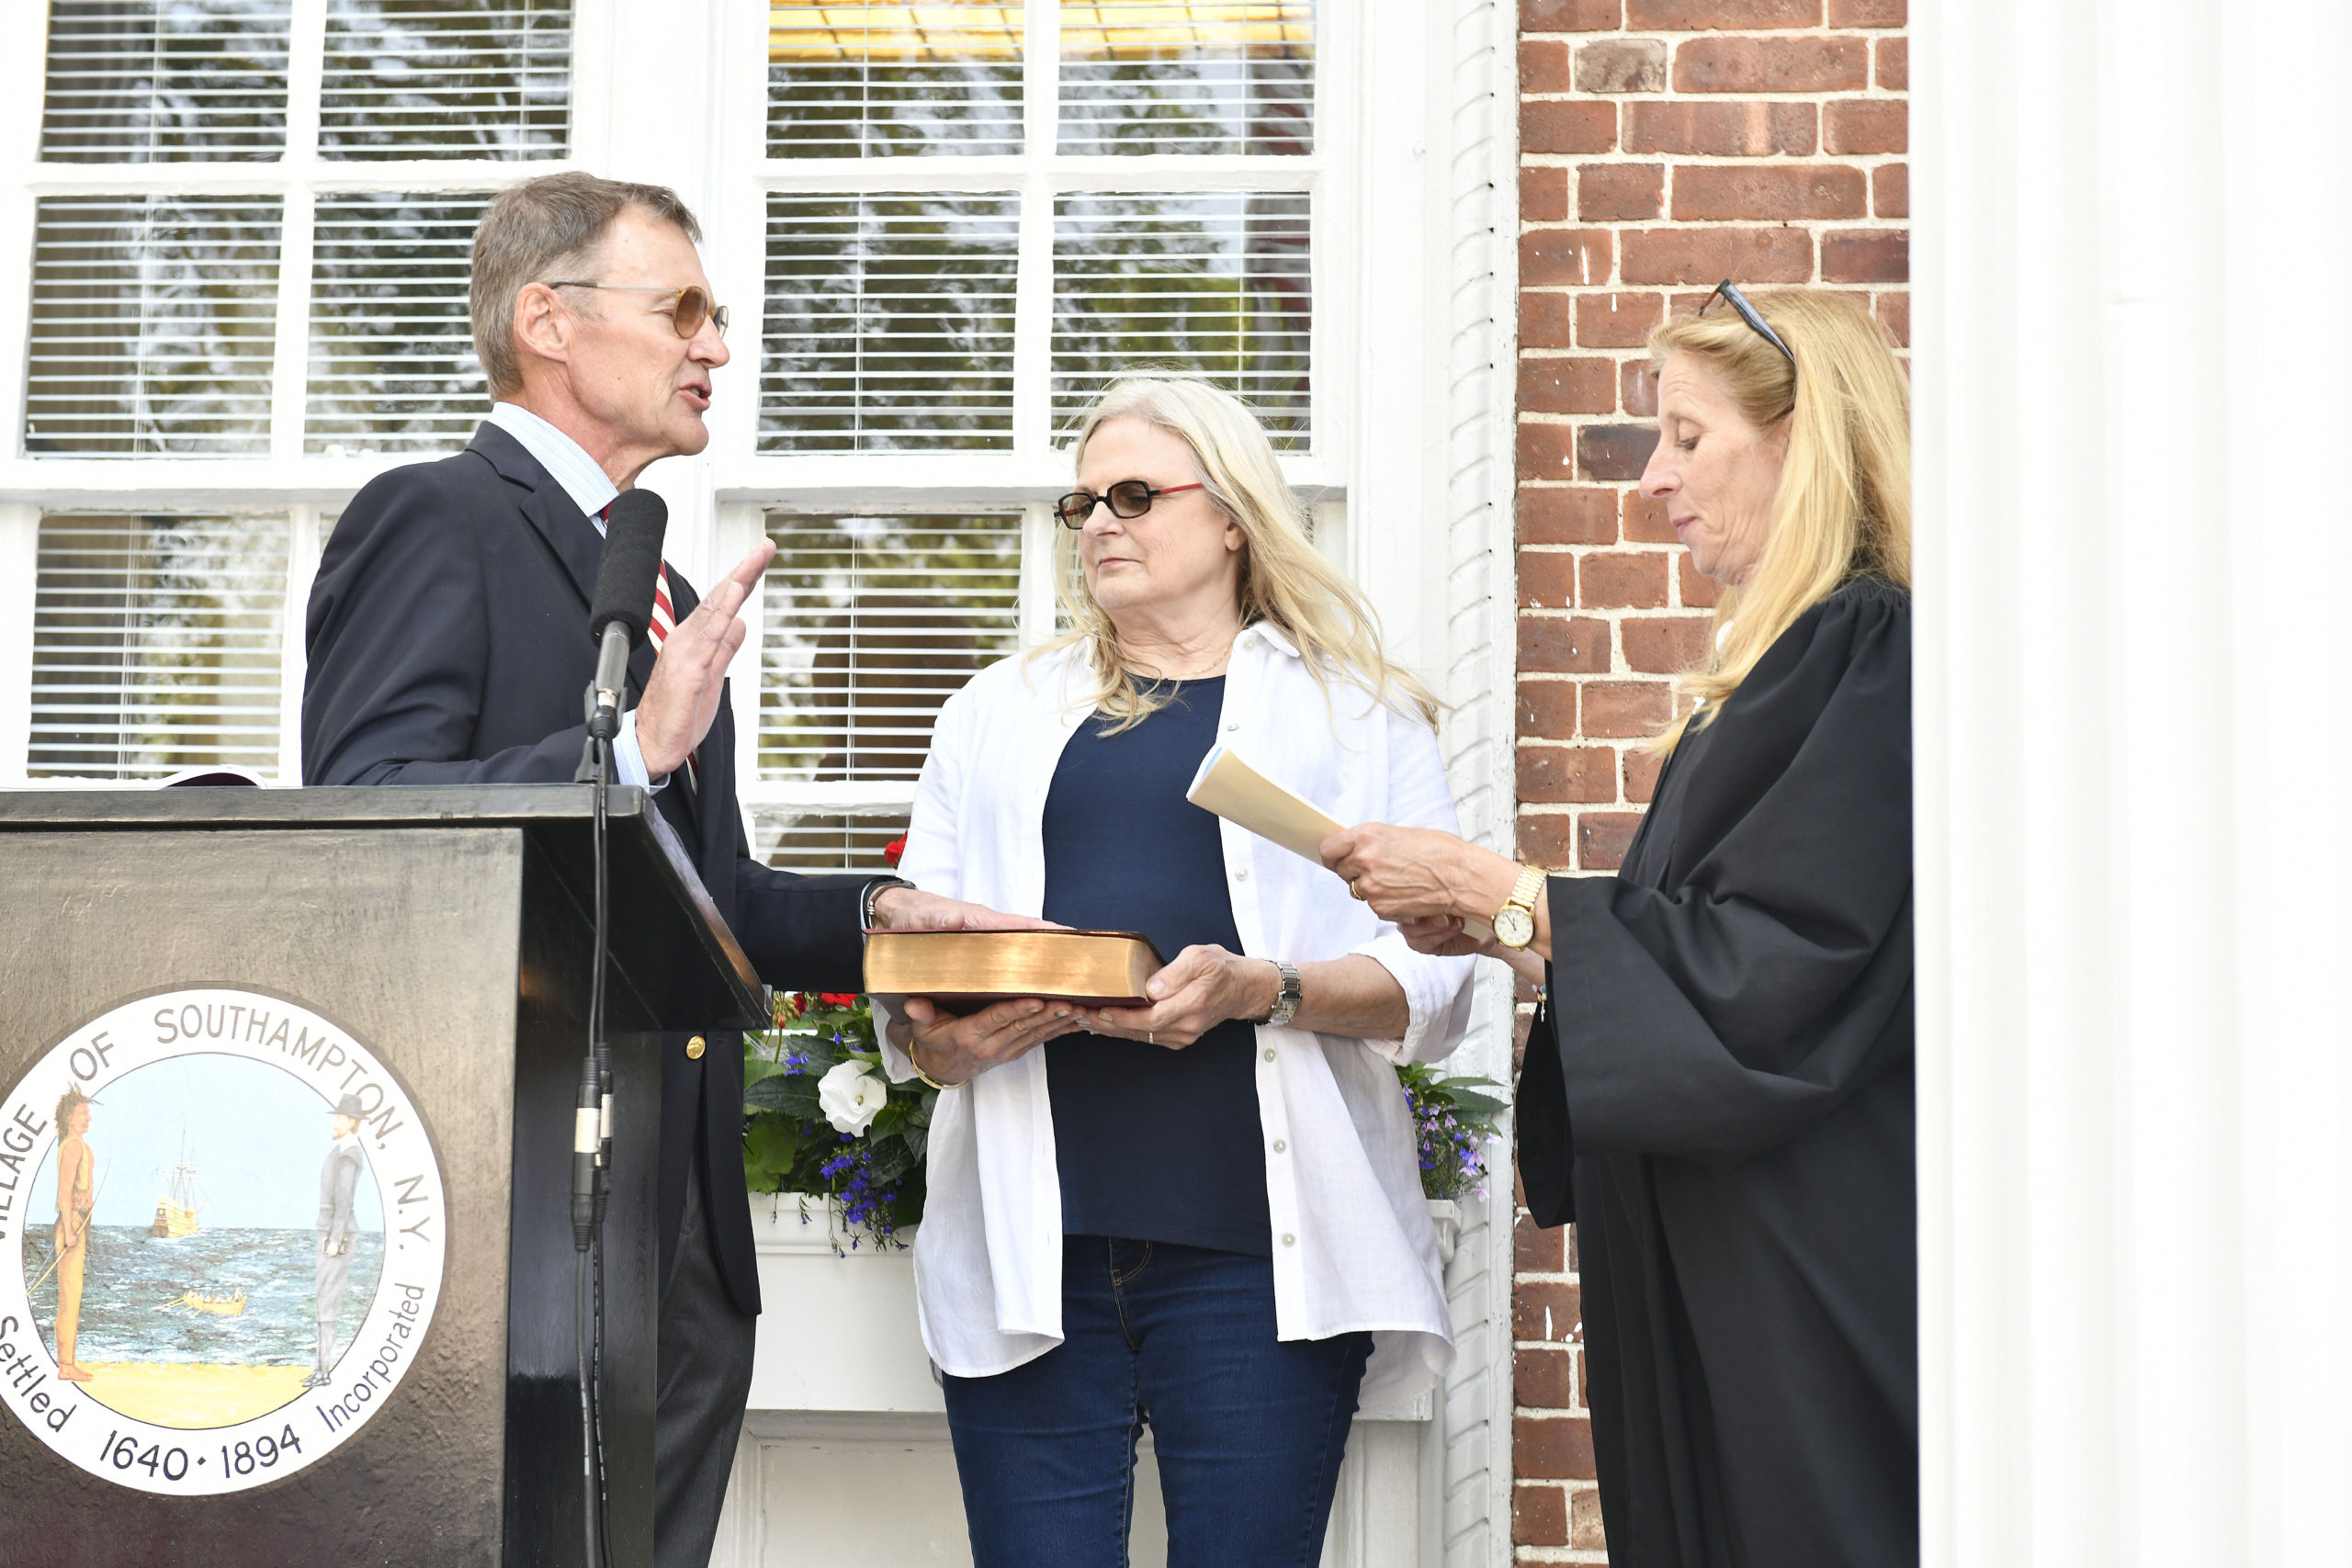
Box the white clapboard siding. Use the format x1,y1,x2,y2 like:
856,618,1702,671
27,513,290,781
765,2,1025,159
318,0,572,159
38,0,294,164
1050,191,1311,446
756,512,1023,789
25,196,285,459
305,192,494,455
1058,0,1316,158
759,196,1023,453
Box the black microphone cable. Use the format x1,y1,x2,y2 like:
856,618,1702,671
571,488,664,1568
573,725,611,1568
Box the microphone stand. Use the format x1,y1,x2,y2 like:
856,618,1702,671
571,634,629,1568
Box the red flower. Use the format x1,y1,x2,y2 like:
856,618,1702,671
882,834,908,868
818,992,862,1008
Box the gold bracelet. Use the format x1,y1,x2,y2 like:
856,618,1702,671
913,1063,968,1092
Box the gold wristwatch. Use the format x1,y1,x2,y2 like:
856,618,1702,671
1492,866,1547,951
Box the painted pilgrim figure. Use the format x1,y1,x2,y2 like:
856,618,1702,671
306,1093,367,1389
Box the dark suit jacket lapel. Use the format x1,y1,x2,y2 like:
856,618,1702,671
469,423,604,615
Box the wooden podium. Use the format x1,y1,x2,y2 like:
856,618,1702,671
0,786,764,1567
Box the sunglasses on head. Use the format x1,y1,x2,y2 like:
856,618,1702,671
1053,479,1205,529
1697,279,1793,367
543,280,729,340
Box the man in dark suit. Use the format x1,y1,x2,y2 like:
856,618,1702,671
301,173,1069,1568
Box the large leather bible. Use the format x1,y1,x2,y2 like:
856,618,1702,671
864,929,1165,1011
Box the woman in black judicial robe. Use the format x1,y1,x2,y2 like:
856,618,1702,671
1325,286,1918,1568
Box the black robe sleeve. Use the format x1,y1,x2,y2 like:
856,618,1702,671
1543,581,1913,1169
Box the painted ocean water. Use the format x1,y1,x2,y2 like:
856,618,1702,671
24,1225,384,1366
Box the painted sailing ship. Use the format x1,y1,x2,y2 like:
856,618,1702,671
148,1130,205,1238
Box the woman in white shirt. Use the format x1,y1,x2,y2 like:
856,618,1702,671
878,378,1476,1567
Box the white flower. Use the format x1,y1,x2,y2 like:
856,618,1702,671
817,1058,888,1136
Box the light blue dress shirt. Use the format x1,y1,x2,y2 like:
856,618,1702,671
484,402,666,790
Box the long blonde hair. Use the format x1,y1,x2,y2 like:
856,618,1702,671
1038,378,1437,728
1647,290,1911,752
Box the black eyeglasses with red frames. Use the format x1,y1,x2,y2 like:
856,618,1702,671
543,280,729,341
1698,278,1794,367
1053,479,1205,529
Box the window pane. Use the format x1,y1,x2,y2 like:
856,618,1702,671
320,0,571,160
1052,192,1309,446
25,196,283,457
759,513,1022,782
756,811,912,874
307,193,492,455
40,0,293,163
760,196,1020,453
767,1,1023,158
29,513,288,780
1059,1,1312,155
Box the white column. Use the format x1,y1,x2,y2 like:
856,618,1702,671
1913,5,2352,1566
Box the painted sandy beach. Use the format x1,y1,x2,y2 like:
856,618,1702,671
66,1362,318,1429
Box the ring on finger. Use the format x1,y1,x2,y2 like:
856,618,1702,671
1351,879,1366,900
1148,1031,1155,1044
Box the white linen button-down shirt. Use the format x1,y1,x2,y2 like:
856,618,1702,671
876,625,1476,1409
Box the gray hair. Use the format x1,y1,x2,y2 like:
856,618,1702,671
469,173,704,399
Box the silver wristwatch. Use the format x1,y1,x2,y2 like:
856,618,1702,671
1261,960,1303,1028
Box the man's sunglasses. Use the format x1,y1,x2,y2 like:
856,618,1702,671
544,280,729,340
1697,278,1793,367
1053,479,1205,529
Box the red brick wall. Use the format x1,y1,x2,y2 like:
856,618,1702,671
1510,2,1908,1559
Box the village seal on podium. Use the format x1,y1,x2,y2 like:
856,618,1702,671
0,988,447,1495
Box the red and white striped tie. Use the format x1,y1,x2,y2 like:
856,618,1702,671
649,563,677,652
647,562,697,794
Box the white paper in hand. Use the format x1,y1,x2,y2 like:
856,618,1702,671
1185,744,1343,865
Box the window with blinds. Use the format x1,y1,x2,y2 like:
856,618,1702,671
757,513,1023,782
759,195,1022,452
766,3,1023,157
25,196,285,457
28,513,290,780
1059,1,1315,156
39,0,294,163
757,812,916,874
1052,193,1311,445
22,0,571,463
320,0,573,158
307,193,494,454
759,1,1320,451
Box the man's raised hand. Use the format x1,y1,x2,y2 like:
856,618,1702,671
635,537,776,777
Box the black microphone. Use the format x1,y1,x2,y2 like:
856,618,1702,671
584,489,669,743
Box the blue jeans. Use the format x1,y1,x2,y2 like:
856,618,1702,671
943,1236,1374,1568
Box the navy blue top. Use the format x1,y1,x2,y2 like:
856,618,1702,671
1040,677,1272,1257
